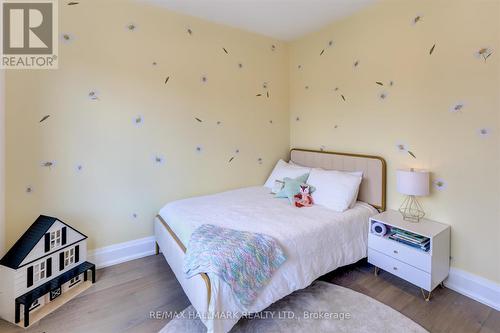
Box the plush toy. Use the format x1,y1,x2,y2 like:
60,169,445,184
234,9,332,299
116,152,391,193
294,184,314,208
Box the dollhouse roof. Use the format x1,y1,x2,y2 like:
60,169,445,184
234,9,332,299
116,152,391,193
0,215,86,269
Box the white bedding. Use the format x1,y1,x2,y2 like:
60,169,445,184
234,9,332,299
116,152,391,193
158,186,378,333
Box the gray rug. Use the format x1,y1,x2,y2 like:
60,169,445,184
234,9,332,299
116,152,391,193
160,281,428,333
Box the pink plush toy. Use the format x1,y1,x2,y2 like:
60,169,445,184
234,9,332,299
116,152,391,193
294,184,314,208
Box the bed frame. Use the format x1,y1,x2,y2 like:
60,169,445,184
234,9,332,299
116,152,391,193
154,148,386,314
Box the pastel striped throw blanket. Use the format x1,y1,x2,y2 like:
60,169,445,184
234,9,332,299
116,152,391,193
183,224,287,306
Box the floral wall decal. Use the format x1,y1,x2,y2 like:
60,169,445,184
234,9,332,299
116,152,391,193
271,44,276,51
39,115,50,123
133,115,144,127
60,33,75,44
152,61,157,66
195,145,203,154
477,127,491,138
200,75,208,83
152,154,165,166
395,143,416,158
125,23,137,32
40,160,56,169
25,185,34,194
433,178,447,191
378,91,389,100
186,27,193,35
474,47,494,62
353,60,360,68
75,164,84,173
449,102,465,113
88,90,99,101
411,14,423,25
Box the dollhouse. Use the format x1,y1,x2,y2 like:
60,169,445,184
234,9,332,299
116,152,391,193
0,215,95,328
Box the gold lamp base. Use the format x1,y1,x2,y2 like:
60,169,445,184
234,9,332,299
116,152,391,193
399,195,425,222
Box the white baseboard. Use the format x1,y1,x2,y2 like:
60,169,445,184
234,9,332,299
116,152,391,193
87,236,500,311
87,236,156,269
444,267,500,311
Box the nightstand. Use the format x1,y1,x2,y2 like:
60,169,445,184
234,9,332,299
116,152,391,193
368,210,450,301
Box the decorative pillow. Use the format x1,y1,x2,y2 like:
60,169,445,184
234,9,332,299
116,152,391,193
264,159,311,189
307,168,362,212
275,174,315,203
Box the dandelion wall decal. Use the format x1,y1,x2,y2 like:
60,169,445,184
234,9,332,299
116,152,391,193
133,115,144,127
60,33,74,44
341,94,346,101
195,117,203,122
477,127,491,138
201,75,208,83
216,121,222,125
131,213,138,220
228,157,234,163
39,115,50,123
41,160,56,169
305,85,309,90
262,82,268,89
267,91,270,98
152,61,157,66
222,47,228,54
474,48,494,62
25,185,34,194
257,157,263,164
297,65,302,70
353,60,360,68
334,124,339,129
271,44,276,51
164,76,170,84
376,82,384,86
429,44,436,55
378,91,388,100
256,93,262,97
449,102,465,113
433,179,447,191
67,1,79,5
195,145,204,154
186,27,193,35
296,116,300,121
389,81,394,86
411,14,423,25
152,154,166,166
235,149,240,154
75,164,84,173
320,49,325,56
238,63,243,69
328,40,334,47
269,120,273,124
125,23,137,31
396,142,408,153
88,90,99,101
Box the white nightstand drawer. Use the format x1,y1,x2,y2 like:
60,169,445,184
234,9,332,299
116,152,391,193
368,233,431,272
368,248,431,290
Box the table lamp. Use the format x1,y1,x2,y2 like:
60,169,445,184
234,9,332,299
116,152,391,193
397,169,430,222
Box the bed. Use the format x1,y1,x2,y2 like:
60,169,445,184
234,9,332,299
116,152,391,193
154,148,386,333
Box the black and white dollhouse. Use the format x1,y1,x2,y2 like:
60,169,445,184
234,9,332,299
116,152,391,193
0,215,95,328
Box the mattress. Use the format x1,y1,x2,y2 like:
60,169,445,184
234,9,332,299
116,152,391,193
158,186,378,333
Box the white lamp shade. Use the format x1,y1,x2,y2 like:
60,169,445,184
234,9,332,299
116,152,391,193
397,169,430,196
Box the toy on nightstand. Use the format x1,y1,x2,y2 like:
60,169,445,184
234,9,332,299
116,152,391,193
0,215,96,328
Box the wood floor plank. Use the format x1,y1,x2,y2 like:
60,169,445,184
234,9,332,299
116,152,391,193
0,256,497,333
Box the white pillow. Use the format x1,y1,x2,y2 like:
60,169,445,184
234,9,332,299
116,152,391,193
264,160,311,189
307,168,362,212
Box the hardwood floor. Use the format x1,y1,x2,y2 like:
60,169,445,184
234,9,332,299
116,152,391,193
0,255,497,333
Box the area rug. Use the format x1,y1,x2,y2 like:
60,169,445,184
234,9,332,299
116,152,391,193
160,281,428,333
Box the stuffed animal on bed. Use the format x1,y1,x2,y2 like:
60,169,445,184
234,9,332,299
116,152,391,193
294,184,314,208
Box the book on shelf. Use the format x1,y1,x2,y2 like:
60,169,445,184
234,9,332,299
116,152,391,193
388,234,430,251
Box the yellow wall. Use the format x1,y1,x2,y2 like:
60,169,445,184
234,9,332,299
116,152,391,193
0,70,4,256
5,0,289,250
4,0,499,284
289,0,499,282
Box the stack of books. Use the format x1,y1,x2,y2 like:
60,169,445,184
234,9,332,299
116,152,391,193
388,227,430,252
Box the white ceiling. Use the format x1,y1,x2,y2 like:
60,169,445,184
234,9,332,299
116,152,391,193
139,0,377,41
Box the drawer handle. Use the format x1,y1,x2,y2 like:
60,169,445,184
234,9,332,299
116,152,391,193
393,267,398,271
393,250,398,254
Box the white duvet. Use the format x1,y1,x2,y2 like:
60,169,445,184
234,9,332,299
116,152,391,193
159,186,378,333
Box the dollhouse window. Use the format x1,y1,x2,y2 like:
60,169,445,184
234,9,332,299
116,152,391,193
33,262,46,283
64,248,75,267
69,276,80,287
50,229,61,249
